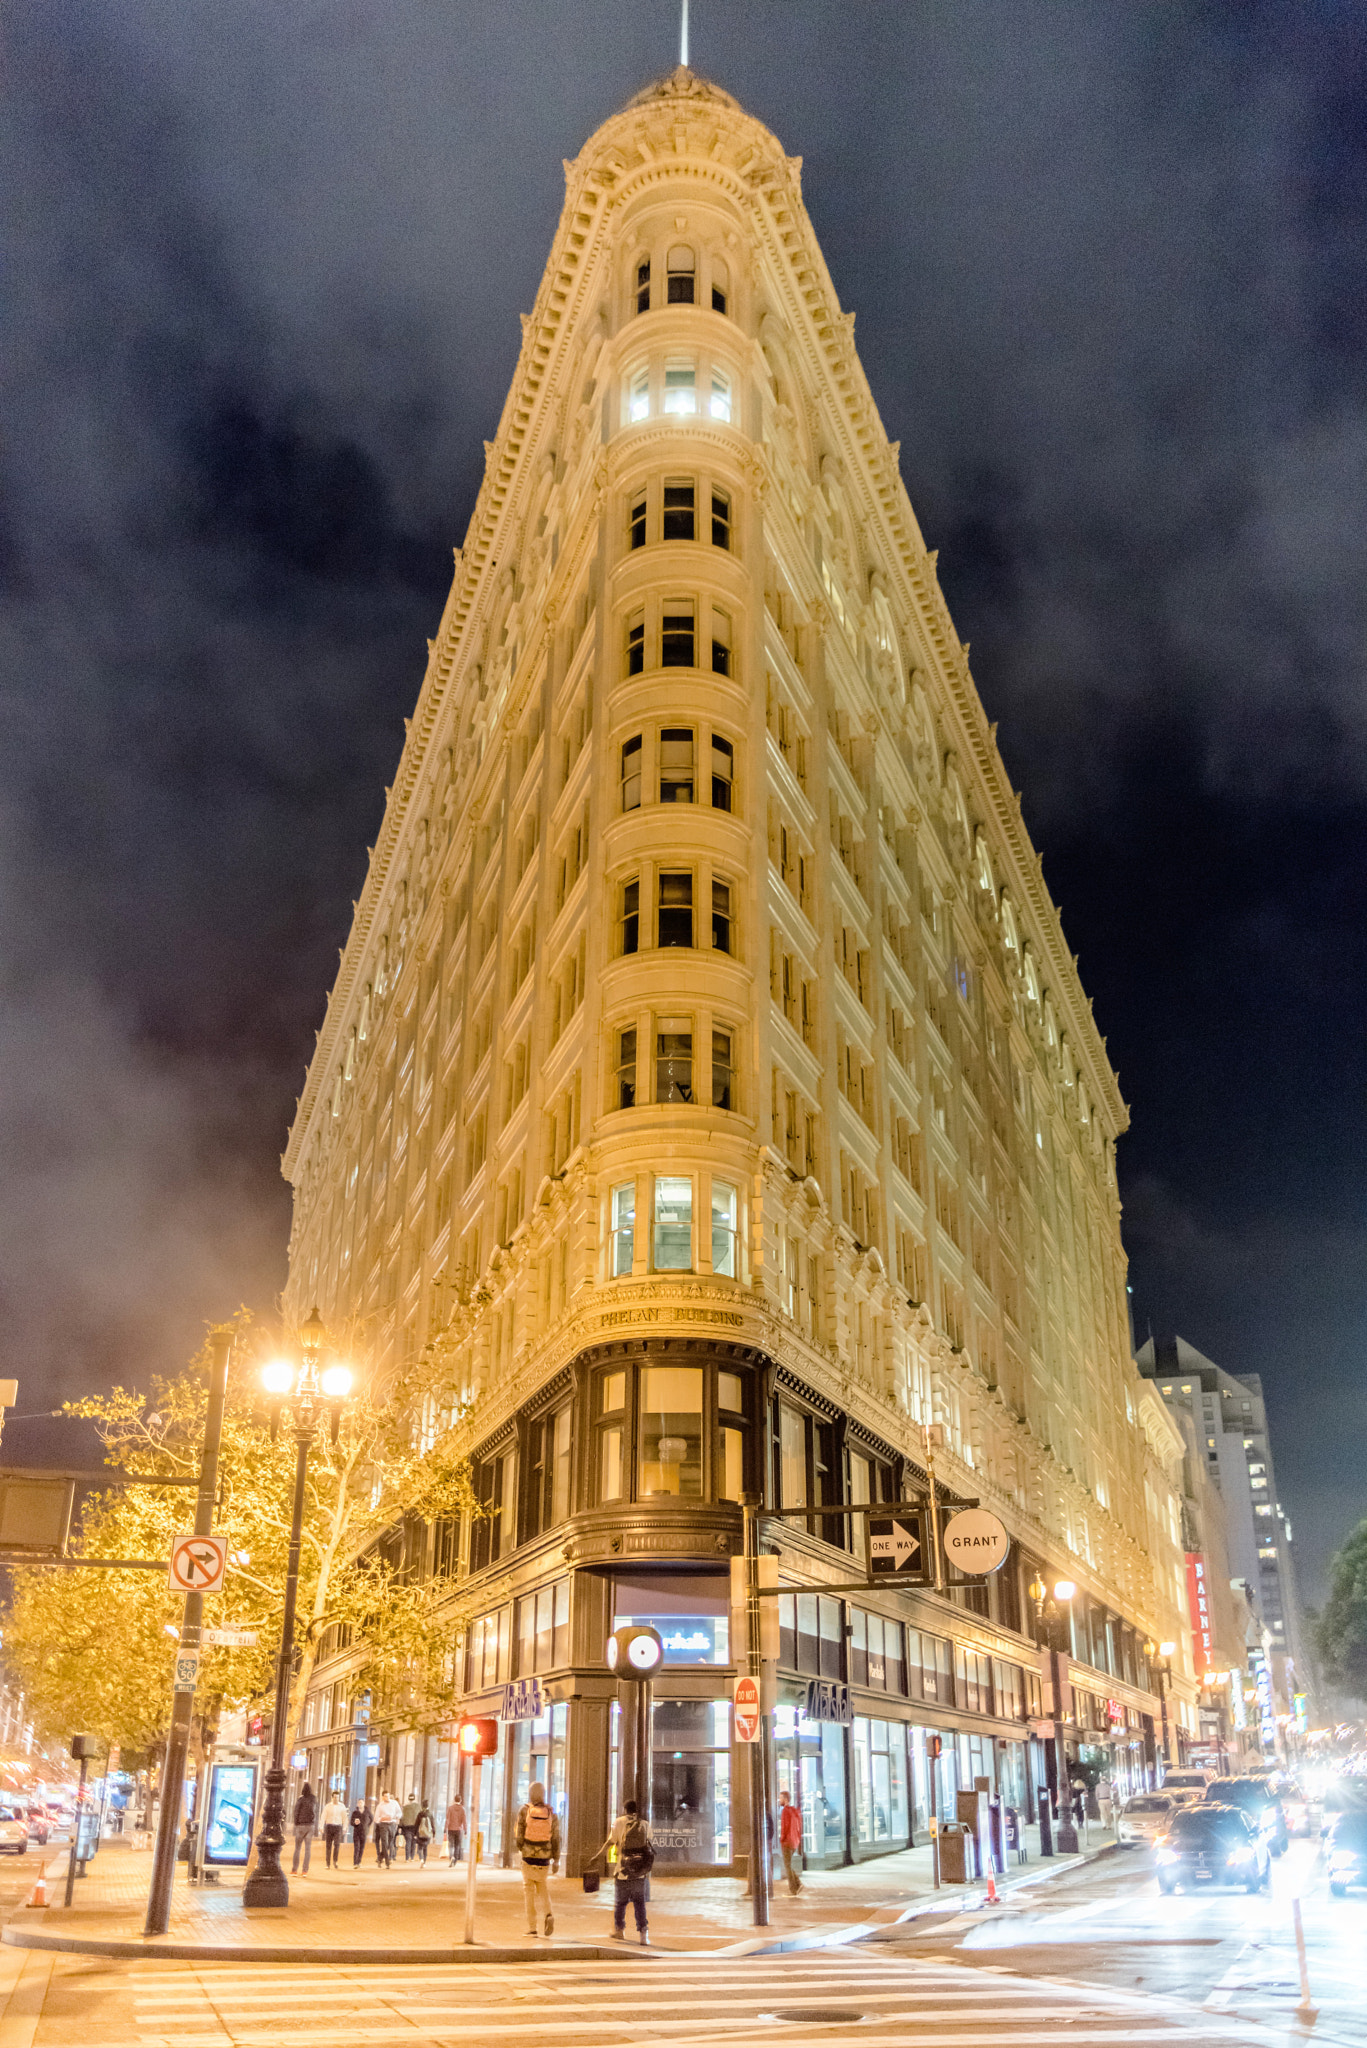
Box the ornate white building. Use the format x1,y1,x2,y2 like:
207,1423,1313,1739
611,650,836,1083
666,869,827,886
284,68,1190,1870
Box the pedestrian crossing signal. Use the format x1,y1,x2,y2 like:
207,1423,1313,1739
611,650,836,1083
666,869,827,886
457,1716,499,1759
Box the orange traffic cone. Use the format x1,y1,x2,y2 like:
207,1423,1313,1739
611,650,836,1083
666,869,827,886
26,1866,47,1909
985,1867,999,1905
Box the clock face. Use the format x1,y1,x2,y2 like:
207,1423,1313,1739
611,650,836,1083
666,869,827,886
627,1633,662,1674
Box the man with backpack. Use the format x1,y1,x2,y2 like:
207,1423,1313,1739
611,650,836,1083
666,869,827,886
514,1780,560,1936
597,1797,654,1944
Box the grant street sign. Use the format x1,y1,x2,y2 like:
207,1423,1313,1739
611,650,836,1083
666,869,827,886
942,1507,1010,1575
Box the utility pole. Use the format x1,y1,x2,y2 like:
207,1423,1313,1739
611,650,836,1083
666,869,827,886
145,1328,233,1936
741,1492,771,1926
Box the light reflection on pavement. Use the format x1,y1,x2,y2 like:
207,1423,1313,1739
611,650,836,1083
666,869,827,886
881,1838,1365,2048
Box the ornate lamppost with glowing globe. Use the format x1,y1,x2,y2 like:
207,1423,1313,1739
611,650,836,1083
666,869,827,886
241,1309,352,1908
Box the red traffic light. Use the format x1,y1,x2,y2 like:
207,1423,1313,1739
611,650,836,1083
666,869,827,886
456,1715,499,1760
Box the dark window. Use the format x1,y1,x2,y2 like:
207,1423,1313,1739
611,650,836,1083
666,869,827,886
524,1406,572,1541
629,491,647,550
658,871,693,947
661,610,695,667
616,1028,637,1109
712,879,732,954
712,1029,733,1110
711,736,734,810
621,879,639,955
627,619,644,675
663,482,695,542
656,1025,693,1102
711,637,730,677
635,258,650,315
712,284,727,314
711,490,731,550
666,246,695,303
621,735,642,811
659,727,695,802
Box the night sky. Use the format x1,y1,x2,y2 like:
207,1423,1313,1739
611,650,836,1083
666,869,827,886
3,2,1364,1605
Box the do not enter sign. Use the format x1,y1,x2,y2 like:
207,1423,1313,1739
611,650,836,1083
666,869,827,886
168,1532,228,1596
733,1674,762,1743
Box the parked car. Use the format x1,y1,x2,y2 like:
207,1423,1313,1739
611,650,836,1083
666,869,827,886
1117,1793,1176,1847
1160,1769,1213,1804
0,1807,29,1856
24,1806,48,1844
1156,1804,1270,1894
1326,1812,1367,1896
1205,1777,1288,1855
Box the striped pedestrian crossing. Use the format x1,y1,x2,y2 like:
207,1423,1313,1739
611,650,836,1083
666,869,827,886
21,1951,1265,2048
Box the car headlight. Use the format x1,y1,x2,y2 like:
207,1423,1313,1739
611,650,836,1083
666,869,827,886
1157,1846,1180,1863
1227,1845,1252,1863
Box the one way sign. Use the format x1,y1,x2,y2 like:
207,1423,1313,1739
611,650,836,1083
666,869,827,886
869,1512,928,1579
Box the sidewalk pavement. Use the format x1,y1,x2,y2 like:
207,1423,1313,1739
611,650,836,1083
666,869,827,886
4,1821,1118,1963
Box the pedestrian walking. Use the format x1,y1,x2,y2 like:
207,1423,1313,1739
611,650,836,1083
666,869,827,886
515,1780,560,1936
373,1789,401,1867
415,1800,435,1866
445,1794,467,1866
349,1797,372,1867
321,1791,348,1868
597,1798,653,1945
778,1788,804,1894
400,1791,420,1861
291,1783,317,1874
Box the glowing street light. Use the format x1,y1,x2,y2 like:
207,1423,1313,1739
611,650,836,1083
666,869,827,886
241,1309,353,1910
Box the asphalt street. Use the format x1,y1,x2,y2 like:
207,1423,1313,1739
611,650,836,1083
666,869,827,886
884,1837,1361,2048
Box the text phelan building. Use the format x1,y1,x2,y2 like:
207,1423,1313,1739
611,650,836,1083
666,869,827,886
284,68,1193,1874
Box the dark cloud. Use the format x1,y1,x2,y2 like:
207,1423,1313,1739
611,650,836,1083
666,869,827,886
1,0,1363,1599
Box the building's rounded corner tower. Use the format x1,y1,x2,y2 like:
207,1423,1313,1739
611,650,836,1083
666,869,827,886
282,66,1190,1878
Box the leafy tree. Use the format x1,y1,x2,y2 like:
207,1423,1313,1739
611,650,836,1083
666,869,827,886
5,1317,482,1762
1315,1517,1367,1704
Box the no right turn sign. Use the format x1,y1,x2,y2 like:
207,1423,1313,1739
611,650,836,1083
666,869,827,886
168,1532,228,1596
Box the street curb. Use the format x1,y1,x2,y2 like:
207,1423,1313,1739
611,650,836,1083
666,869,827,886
0,1928,648,1964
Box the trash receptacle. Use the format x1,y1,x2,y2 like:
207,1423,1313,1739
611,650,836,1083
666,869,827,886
938,1822,970,1884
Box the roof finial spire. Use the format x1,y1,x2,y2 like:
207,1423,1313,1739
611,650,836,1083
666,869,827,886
680,0,690,68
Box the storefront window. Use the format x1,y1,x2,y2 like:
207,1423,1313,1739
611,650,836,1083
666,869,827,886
511,1704,568,1833
640,1365,703,1497
774,1705,847,1866
465,1606,511,1692
852,1717,909,1846
849,1608,905,1694
613,1571,729,1665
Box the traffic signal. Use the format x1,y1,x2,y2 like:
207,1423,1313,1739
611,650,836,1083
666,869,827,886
456,1715,499,1760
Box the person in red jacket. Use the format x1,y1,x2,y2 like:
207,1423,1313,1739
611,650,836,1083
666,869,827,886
778,1788,804,1894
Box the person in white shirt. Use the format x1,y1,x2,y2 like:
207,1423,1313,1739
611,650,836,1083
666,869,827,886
373,1790,402,1867
321,1793,348,1868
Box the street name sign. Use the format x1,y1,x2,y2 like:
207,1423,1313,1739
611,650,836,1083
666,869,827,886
942,1508,1010,1575
733,1674,762,1742
202,1627,258,1648
869,1510,927,1578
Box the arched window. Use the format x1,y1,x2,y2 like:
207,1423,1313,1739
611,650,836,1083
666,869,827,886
711,255,729,315
1000,893,1020,956
1023,946,1041,1008
634,256,651,316
667,245,696,304
974,830,996,899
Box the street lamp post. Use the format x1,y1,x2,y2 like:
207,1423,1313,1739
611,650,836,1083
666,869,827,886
241,1310,351,1910
1144,1639,1176,1775
1030,1575,1079,1854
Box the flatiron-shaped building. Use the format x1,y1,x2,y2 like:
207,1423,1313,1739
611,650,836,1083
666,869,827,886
284,67,1193,1872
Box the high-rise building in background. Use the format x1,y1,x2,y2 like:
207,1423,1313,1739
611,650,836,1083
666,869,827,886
1138,1334,1312,1758
283,67,1191,1870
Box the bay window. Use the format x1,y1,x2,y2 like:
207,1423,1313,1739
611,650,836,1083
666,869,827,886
610,1183,635,1276
640,1364,703,1496
653,1175,693,1269
711,1180,738,1277
656,1020,693,1102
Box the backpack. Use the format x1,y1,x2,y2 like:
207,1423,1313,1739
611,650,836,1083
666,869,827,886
522,1804,554,1850
620,1815,654,1877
